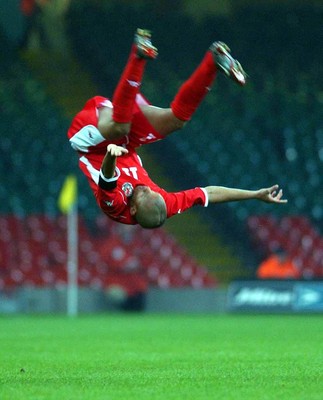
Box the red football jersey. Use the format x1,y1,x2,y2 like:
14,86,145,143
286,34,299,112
68,95,208,225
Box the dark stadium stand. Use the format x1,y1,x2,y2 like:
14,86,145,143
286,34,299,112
0,32,74,216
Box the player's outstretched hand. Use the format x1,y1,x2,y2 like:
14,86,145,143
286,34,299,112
107,144,128,157
257,185,287,204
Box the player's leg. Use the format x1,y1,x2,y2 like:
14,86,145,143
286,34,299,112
98,29,157,140
141,41,247,137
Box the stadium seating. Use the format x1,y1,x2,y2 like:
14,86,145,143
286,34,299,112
0,215,217,293
247,215,323,279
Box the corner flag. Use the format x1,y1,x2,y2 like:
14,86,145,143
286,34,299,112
58,175,77,214
58,174,79,316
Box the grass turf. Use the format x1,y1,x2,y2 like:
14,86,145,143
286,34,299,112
0,314,322,400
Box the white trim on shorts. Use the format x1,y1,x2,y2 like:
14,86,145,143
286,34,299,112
79,155,100,185
69,125,105,153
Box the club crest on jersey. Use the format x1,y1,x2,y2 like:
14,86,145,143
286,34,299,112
122,182,134,197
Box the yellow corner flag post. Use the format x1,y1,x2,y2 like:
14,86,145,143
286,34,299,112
58,175,78,317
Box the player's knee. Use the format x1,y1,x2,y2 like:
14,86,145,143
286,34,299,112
173,118,186,130
159,117,186,137
167,116,186,133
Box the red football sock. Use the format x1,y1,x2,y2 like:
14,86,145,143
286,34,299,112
112,45,147,123
171,51,217,121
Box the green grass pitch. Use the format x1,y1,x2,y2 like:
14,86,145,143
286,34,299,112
0,314,322,399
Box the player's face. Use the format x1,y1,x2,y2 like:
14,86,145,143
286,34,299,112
131,186,167,228
133,186,161,207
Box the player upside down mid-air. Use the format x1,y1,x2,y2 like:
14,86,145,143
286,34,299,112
68,28,287,229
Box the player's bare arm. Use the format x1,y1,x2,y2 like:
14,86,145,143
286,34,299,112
205,184,287,204
101,144,128,179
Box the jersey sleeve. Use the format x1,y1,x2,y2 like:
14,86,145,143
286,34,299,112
96,168,128,219
161,187,208,218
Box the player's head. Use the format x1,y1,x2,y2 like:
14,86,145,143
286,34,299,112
130,185,167,229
